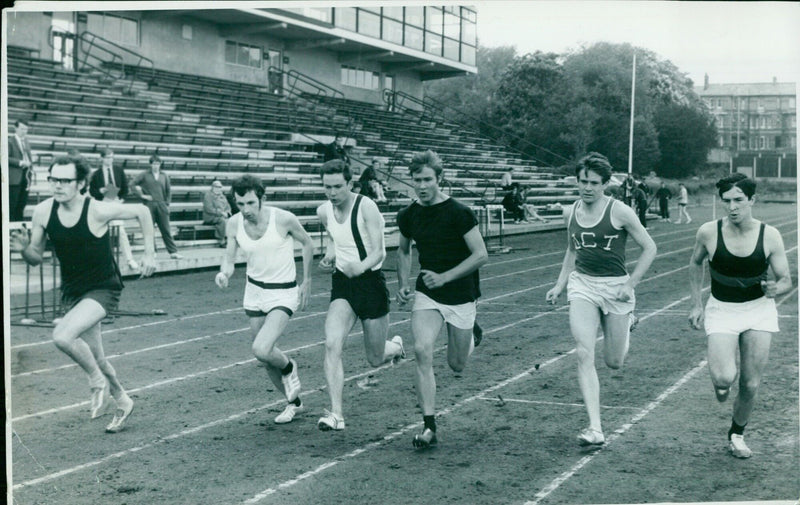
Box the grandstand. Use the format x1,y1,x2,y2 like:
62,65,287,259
5,7,579,279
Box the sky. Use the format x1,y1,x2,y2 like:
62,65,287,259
476,1,800,87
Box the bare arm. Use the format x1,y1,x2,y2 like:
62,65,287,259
546,206,576,304
688,224,711,329
396,233,414,304
9,202,51,266
316,205,335,271
420,226,488,289
342,199,385,277
215,215,239,288
93,200,157,276
616,202,657,288
763,226,792,298
283,212,314,309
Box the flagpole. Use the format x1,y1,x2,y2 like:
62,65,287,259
627,52,636,175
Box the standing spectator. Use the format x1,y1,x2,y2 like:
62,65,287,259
500,166,514,191
632,183,648,229
203,180,232,247
655,182,672,222
677,183,692,224
8,120,33,221
502,183,527,223
133,155,182,259
89,149,139,270
323,132,350,166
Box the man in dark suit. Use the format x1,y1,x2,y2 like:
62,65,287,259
8,120,33,221
322,132,350,166
89,149,139,270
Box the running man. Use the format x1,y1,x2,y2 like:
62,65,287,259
396,150,488,449
545,152,657,446
10,156,157,433
688,173,791,458
215,176,314,424
316,159,405,431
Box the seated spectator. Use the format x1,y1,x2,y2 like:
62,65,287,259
203,180,232,247
518,186,547,223
500,167,515,191
502,183,527,223
359,158,388,203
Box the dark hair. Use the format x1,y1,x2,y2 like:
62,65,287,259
15,119,27,128
149,154,162,164
575,152,613,183
408,150,443,177
49,155,91,185
101,148,114,158
320,159,352,182
231,175,265,200
716,172,756,199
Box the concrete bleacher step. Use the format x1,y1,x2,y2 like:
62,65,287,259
173,112,201,123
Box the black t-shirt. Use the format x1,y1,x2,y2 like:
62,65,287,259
397,197,481,304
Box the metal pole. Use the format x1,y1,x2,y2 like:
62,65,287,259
627,52,636,175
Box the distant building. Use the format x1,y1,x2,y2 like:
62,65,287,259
695,76,796,178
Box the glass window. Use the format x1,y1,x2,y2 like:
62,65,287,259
372,72,380,89
790,98,796,108
357,9,381,38
443,37,459,61
443,12,460,39
425,32,442,56
461,7,476,22
120,17,138,45
383,6,403,20
426,7,443,34
226,40,262,68
335,7,357,31
461,17,476,46
225,41,237,63
249,46,262,67
405,25,423,50
104,15,121,40
182,24,193,40
461,44,476,65
405,6,424,27
383,18,403,45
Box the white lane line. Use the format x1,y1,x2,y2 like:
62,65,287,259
524,281,799,505
477,397,641,411
240,293,695,504
524,359,709,505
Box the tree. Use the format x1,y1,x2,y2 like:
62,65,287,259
654,102,718,177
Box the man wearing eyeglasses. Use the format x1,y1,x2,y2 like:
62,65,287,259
10,156,157,433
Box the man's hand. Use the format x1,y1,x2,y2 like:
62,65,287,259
688,305,704,330
761,279,778,298
613,282,634,302
318,256,335,274
297,280,310,310
138,255,157,279
9,228,30,252
545,285,562,305
420,269,447,289
215,272,229,289
396,286,414,306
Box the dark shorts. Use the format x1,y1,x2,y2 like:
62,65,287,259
244,306,294,318
62,288,121,314
330,269,390,320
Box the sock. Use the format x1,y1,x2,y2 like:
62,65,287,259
281,360,293,375
88,370,105,389
423,415,436,433
728,420,746,439
290,397,301,407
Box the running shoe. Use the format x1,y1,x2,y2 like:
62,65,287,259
317,409,345,431
412,428,438,449
281,359,301,402
391,335,406,364
275,401,304,424
170,252,184,259
577,427,605,446
105,395,134,433
90,381,111,419
473,322,484,347
729,434,752,458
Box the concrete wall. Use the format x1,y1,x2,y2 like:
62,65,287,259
6,11,55,59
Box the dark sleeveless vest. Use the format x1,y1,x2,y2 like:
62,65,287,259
708,220,768,302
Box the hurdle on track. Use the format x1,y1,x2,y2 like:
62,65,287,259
474,204,511,254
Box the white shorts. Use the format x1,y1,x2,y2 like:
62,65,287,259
412,291,476,330
567,271,635,315
704,295,779,336
243,282,299,317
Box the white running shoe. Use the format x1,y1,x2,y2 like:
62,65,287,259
391,335,406,364
275,401,304,424
106,395,134,433
281,359,301,402
412,428,438,449
317,409,345,431
577,427,605,446
729,434,752,458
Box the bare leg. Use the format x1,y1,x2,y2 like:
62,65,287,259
732,330,772,426
445,323,474,372
412,309,444,416
362,315,402,366
323,299,358,417
600,311,631,370
707,332,739,401
249,311,292,396
53,299,108,385
569,298,603,432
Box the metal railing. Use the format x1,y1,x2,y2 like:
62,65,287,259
79,31,155,93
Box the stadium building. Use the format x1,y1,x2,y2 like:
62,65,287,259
696,76,797,178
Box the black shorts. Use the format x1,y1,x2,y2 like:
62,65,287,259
330,269,390,320
62,288,121,314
